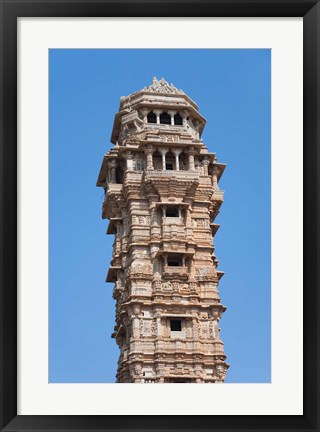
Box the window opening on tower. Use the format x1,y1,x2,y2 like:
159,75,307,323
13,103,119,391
170,320,182,331
160,112,171,124
174,113,183,125
167,258,182,266
147,112,156,123
166,208,179,217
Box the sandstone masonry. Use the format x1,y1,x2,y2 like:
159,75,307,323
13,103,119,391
97,77,229,383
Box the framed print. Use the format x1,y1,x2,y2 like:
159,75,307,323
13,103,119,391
0,1,319,432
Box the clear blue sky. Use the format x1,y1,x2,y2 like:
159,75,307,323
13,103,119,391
49,49,271,383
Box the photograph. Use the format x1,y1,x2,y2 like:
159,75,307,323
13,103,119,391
49,48,271,384
1,0,319,428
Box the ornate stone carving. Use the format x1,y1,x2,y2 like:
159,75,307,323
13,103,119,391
98,78,228,383
127,263,153,279
130,363,142,379
195,218,210,228
215,364,228,381
196,266,216,281
132,215,151,225
143,77,184,95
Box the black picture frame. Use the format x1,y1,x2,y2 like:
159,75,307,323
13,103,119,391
0,1,319,431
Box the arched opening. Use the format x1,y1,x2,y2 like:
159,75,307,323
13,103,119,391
165,151,175,170
174,113,183,125
147,111,156,123
153,150,162,170
160,112,171,125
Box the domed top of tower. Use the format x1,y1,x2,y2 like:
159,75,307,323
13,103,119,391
119,77,199,110
110,77,206,145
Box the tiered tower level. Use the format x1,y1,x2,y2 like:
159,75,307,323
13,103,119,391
97,78,229,383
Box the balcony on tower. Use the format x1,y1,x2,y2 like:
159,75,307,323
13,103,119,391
154,202,189,241
106,265,122,283
161,253,191,280
97,154,126,219
143,149,200,199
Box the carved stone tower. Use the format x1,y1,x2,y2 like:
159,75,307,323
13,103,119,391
97,78,229,383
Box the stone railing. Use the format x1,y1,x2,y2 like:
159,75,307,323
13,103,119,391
162,224,185,239
154,340,222,353
163,266,188,277
144,123,185,132
145,170,199,180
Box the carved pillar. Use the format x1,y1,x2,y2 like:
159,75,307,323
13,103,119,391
188,148,195,171
181,110,188,126
173,149,181,171
159,148,167,170
194,120,201,139
125,151,134,171
193,318,199,339
132,316,139,338
150,205,156,226
212,165,219,189
186,208,191,226
202,159,210,176
154,109,161,125
141,108,148,123
162,153,166,170
108,159,117,183
168,110,176,125
144,145,154,170
150,202,160,243
115,221,121,254
156,315,161,337
153,258,161,280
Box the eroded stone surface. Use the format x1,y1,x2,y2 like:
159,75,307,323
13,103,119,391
97,78,229,383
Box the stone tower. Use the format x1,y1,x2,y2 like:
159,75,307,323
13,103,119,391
97,77,229,383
